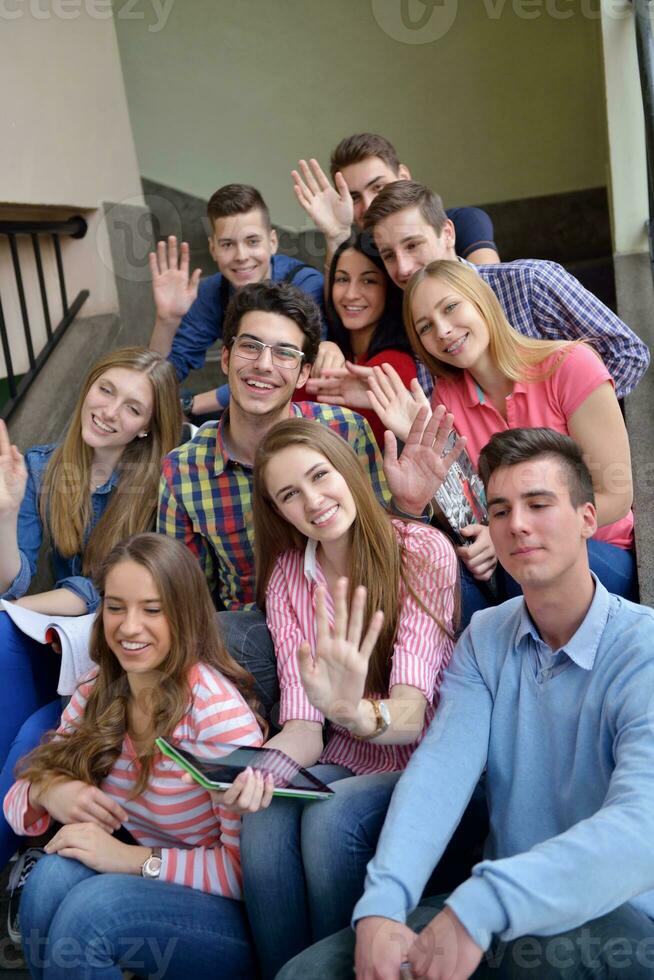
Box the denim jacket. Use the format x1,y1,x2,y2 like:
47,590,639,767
2,444,118,613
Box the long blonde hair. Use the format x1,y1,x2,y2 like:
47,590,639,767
39,347,181,579
403,260,586,383
19,534,264,797
253,419,457,696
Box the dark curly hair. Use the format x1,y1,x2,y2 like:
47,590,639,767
222,280,322,366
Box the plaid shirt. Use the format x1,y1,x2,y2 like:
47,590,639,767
417,259,649,401
157,403,389,611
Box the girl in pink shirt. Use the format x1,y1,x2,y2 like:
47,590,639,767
372,259,635,598
238,418,459,978
4,533,263,979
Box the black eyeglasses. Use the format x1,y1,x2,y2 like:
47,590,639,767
230,337,305,369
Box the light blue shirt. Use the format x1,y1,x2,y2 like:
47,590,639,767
353,577,654,950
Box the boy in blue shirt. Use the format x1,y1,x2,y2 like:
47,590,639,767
148,183,342,416
278,427,654,980
291,132,499,274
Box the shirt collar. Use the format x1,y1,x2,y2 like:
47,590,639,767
515,573,611,670
303,538,319,583
93,470,119,494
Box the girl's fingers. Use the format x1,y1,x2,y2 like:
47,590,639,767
332,577,349,640
313,586,330,646
297,641,315,684
0,421,10,457
359,610,384,664
260,773,275,809
346,585,367,649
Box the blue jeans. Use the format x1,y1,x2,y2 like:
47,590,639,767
21,854,257,980
0,614,60,763
217,609,279,727
277,895,654,979
0,699,62,868
242,765,401,979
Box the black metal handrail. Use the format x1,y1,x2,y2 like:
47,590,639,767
633,0,654,267
0,214,89,419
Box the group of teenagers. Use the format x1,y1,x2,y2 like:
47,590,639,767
0,131,653,979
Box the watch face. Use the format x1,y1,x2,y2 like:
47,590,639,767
378,701,391,726
143,856,162,878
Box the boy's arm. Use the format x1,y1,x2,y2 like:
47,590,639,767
446,662,654,951
530,261,650,398
291,159,353,273
148,238,202,363
353,629,492,926
447,207,499,265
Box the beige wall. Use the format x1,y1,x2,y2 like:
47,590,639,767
0,3,143,374
114,0,608,229
599,1,648,255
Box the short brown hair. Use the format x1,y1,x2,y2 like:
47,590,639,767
363,180,447,236
222,280,322,365
330,133,401,180
207,183,271,232
478,428,596,509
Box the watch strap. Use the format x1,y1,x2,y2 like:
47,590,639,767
352,698,389,741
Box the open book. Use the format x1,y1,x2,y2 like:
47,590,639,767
0,600,95,696
435,432,488,545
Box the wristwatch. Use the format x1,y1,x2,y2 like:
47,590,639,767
181,393,195,417
353,699,391,741
141,847,162,879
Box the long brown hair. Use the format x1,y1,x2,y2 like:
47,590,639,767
39,347,182,579
253,419,457,696
19,533,264,797
403,260,588,383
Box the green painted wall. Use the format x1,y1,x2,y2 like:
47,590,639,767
114,0,607,228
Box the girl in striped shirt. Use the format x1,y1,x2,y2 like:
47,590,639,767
239,418,459,979
4,533,263,980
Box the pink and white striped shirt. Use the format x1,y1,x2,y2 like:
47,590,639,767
4,662,262,899
266,520,457,775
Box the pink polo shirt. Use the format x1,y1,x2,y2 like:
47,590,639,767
432,344,634,550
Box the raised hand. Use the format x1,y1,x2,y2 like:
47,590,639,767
148,236,202,324
310,341,346,379
384,405,466,517
291,159,353,243
297,579,384,729
0,420,27,518
367,365,432,442
305,363,373,410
